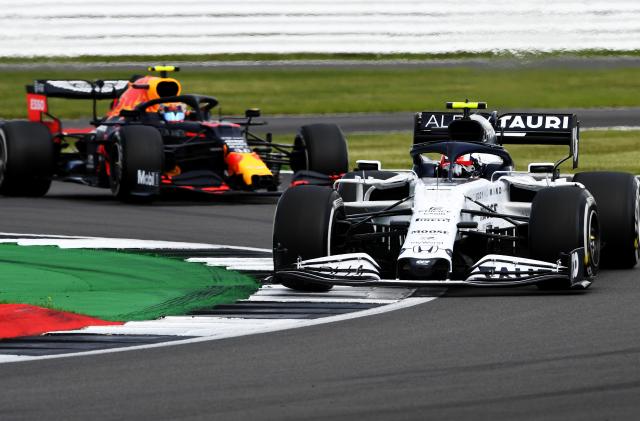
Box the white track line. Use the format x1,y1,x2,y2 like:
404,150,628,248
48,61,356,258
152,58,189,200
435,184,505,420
186,257,274,271
245,284,412,303
0,296,438,364
42,284,425,337
0,233,270,252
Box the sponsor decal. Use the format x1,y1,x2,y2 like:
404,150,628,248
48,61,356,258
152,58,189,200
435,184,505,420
499,114,570,130
413,244,439,253
410,229,449,235
33,81,46,94
417,206,451,216
411,245,454,256
405,239,445,246
46,80,128,94
28,97,46,112
478,265,536,279
318,264,367,277
223,136,251,153
414,217,451,223
473,186,502,201
421,113,462,129
137,170,159,187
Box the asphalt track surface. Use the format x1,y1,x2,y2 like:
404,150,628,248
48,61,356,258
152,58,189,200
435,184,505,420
0,181,639,420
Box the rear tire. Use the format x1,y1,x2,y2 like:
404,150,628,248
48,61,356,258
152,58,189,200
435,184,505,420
110,126,164,203
273,185,344,292
0,121,53,197
290,124,349,175
529,186,600,289
573,171,639,268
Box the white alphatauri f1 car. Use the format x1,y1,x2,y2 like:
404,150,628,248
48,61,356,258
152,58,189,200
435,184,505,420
272,101,640,291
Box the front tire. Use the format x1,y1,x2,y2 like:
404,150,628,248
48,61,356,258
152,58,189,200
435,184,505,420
529,186,600,289
110,126,164,203
573,171,639,268
273,185,344,292
0,121,53,197
290,124,349,175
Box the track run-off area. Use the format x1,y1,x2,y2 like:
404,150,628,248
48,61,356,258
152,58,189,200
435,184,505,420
0,180,639,420
0,232,436,363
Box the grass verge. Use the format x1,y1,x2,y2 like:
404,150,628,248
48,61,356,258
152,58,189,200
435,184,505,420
1,66,640,118
0,244,259,321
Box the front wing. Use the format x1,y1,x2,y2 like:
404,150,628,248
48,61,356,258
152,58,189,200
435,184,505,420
160,170,282,196
274,249,591,289
161,183,282,197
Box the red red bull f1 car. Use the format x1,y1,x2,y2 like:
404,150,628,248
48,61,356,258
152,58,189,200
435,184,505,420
0,66,348,201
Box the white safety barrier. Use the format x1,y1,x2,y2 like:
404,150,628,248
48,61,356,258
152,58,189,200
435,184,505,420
0,0,639,56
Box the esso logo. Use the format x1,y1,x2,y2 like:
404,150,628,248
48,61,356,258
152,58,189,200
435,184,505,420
29,98,46,111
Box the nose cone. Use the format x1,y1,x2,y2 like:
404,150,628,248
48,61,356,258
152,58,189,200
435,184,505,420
397,258,450,280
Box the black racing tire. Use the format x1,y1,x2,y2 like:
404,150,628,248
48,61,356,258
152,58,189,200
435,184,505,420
0,121,54,197
110,125,164,203
273,185,345,292
573,171,639,268
337,170,405,203
529,186,600,289
290,124,349,175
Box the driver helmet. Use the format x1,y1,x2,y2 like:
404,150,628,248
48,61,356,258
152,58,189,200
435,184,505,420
160,103,186,122
439,154,476,178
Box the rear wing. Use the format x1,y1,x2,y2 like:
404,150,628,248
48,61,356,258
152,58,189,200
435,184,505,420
497,113,579,168
26,79,129,99
413,111,579,168
25,79,129,132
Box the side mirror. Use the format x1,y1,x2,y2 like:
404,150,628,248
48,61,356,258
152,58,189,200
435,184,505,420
527,162,555,173
356,160,381,171
245,108,260,118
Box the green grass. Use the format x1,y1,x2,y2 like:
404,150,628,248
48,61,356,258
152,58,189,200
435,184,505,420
345,130,640,173
0,244,259,321
2,66,640,118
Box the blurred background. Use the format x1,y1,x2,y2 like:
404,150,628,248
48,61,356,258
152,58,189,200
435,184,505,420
1,0,639,55
1,0,639,172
